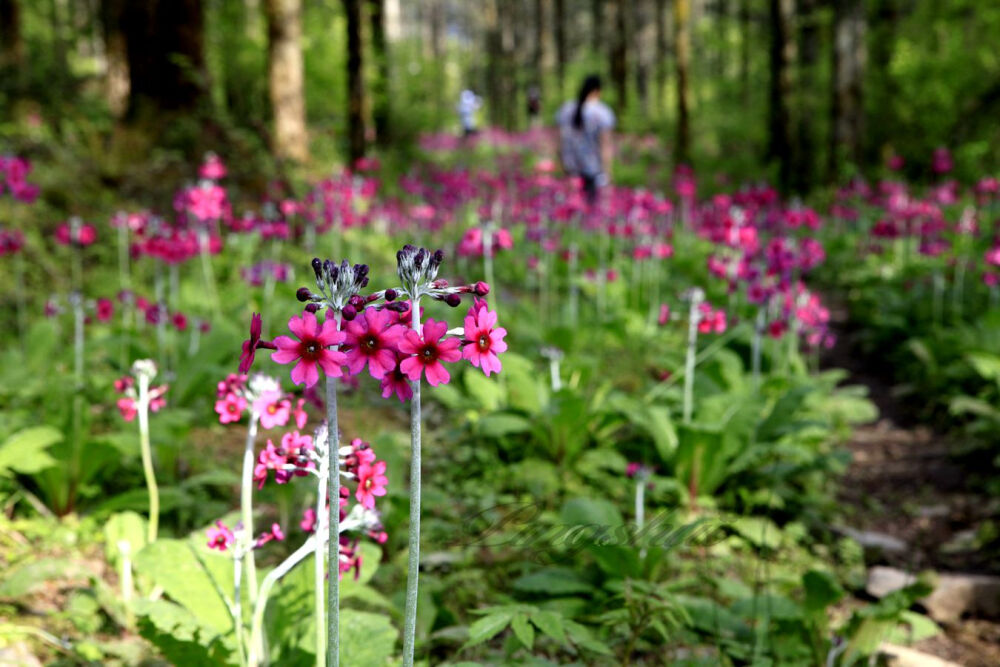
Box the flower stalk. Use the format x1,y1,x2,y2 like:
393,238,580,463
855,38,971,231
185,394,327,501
135,364,160,543
401,296,422,667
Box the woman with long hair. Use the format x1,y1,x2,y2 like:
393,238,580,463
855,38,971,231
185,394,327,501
556,75,616,205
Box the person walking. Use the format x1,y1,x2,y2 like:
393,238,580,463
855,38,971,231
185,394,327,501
457,89,483,137
555,75,615,205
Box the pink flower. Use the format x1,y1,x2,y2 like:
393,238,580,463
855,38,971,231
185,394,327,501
117,397,137,421
272,311,347,387
172,312,188,331
255,522,285,548
199,154,227,180
207,521,235,551
398,319,461,386
254,392,291,429
215,392,246,424
239,313,274,374
293,398,309,429
355,460,388,509
343,307,406,379
461,305,507,376
96,298,114,323
625,462,641,478
149,386,168,413
657,304,671,326
380,354,413,402
300,507,317,533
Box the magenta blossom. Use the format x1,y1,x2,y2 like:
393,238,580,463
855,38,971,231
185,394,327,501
380,354,414,402
254,391,291,429
398,319,461,386
272,311,347,387
343,307,406,379
215,392,246,424
207,521,235,551
300,507,317,533
355,460,388,509
461,304,506,376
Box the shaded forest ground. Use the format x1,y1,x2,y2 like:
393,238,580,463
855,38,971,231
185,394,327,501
824,297,1000,666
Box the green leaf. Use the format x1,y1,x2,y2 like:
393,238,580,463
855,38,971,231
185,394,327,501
513,568,595,596
133,539,233,633
730,516,782,550
803,570,845,612
104,511,148,568
563,619,613,655
511,613,534,649
0,426,61,477
464,367,504,410
884,611,941,644
730,594,802,621
530,610,566,644
559,497,623,527
477,413,532,438
462,612,513,648
0,558,88,598
133,598,233,665
340,610,398,665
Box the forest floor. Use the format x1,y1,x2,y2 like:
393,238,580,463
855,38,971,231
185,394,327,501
826,300,1000,666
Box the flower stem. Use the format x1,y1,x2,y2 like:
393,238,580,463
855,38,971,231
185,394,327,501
682,291,702,425
240,414,260,609
249,536,317,664
401,297,423,667
233,553,246,667
314,459,329,667
137,374,159,544
326,318,342,667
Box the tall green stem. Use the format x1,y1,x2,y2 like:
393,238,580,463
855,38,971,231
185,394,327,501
137,374,159,543
314,462,329,667
249,536,318,664
682,291,703,425
240,414,260,608
401,297,423,667
326,313,342,667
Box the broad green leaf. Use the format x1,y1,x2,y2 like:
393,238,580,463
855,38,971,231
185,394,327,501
464,367,504,410
340,610,397,665
511,613,534,649
730,594,802,621
477,413,532,438
513,568,595,596
133,539,233,633
730,516,782,550
132,598,233,665
0,426,61,477
530,610,566,644
0,558,88,598
559,497,623,527
104,511,147,568
462,612,513,648
803,570,844,612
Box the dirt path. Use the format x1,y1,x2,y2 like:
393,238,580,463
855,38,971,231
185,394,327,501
824,302,1000,666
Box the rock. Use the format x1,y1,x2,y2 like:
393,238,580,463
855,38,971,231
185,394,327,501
866,566,1000,623
867,566,916,598
841,526,909,554
915,504,950,519
879,643,962,667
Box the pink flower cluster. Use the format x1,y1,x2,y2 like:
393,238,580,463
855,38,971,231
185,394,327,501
457,227,513,257
206,520,285,552
0,228,24,256
114,375,168,421
213,373,307,428
55,220,97,247
0,156,40,203
258,299,506,395
254,430,315,488
697,303,727,334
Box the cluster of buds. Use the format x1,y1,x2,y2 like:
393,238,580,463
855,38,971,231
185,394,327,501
254,430,316,488
395,244,489,308
114,360,168,421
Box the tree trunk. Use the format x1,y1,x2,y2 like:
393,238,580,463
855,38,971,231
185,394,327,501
342,0,366,163
655,0,669,116
609,0,628,111
866,0,898,164
369,0,390,145
791,0,818,192
829,0,866,177
554,0,566,97
740,0,751,106
767,0,794,191
674,0,691,163
485,0,501,126
100,0,129,117
124,0,205,116
591,0,603,55
265,0,308,162
499,0,516,129
634,0,655,118
0,0,24,74
534,0,554,88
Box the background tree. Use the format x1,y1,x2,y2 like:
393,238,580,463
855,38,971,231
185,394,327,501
265,0,308,162
123,0,205,117
767,0,794,191
342,0,366,163
369,0,391,145
830,0,866,178
674,0,691,164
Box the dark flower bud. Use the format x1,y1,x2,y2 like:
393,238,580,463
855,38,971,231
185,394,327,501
304,303,320,313
386,301,408,312
296,287,313,302
342,304,357,321
474,281,490,296
384,288,397,301
323,259,335,279
444,293,462,307
414,248,426,269
312,257,323,275
359,277,369,288
432,249,444,266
